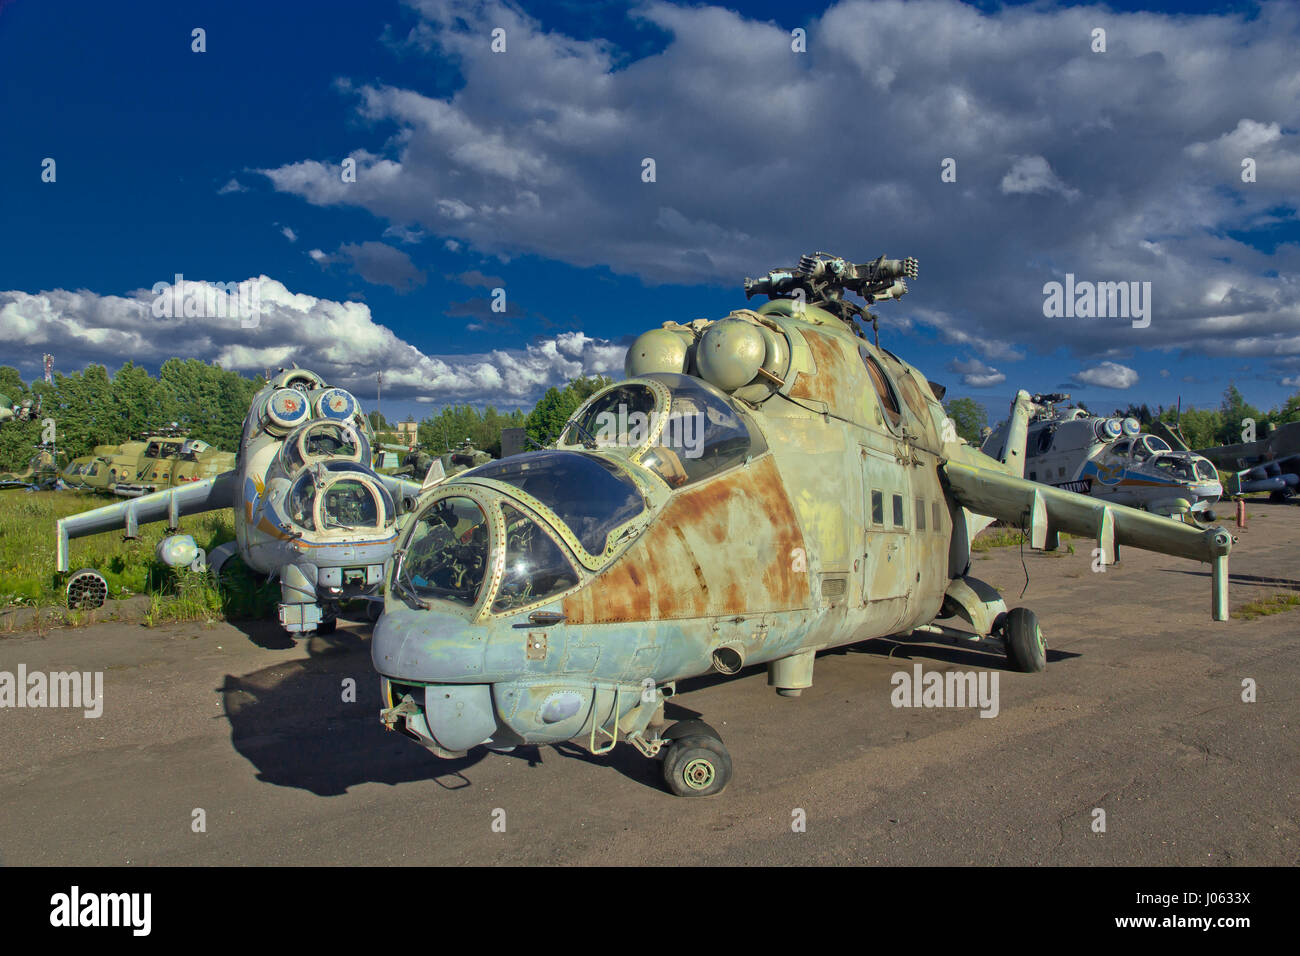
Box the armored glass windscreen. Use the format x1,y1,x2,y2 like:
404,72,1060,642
492,504,579,613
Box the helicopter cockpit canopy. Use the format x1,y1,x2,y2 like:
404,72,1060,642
287,461,394,533
559,372,766,489
462,451,645,556
279,420,371,475
1111,434,1171,462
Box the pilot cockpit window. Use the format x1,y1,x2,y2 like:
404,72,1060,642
1111,439,1133,457
288,464,392,532
289,474,318,530
563,384,658,449
493,504,579,613
282,421,367,473
400,496,490,608
640,373,765,488
461,451,644,555
1195,460,1217,482
1152,457,1194,481
321,479,381,530
859,348,902,430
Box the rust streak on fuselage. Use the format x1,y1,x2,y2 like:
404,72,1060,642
563,454,811,624
789,327,865,425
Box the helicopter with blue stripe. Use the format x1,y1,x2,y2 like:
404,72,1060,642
983,394,1223,523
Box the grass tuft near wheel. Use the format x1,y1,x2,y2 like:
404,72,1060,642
662,733,732,797
1003,606,1047,673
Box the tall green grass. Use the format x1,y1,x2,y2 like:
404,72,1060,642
0,490,276,622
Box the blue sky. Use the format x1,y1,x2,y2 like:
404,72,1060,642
2,0,1297,426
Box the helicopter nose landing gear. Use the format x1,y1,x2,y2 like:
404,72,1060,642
1001,606,1047,673
659,719,733,797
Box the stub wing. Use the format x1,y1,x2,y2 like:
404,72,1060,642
942,460,1233,620
56,471,238,572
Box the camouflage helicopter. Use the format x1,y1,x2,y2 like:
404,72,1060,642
0,392,40,426
441,438,492,476
62,429,236,497
56,369,426,634
371,251,1233,797
0,444,66,491
982,394,1223,523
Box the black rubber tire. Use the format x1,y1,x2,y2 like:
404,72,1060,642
1004,607,1047,673
662,734,732,797
660,718,723,743
314,615,338,635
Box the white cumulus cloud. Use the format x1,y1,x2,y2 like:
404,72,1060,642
1076,361,1139,389
0,278,625,406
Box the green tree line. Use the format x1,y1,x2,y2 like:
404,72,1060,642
1147,384,1300,448
947,384,1300,451
0,361,264,471
1,363,616,471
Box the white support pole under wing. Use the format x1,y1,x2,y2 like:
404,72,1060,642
943,460,1234,621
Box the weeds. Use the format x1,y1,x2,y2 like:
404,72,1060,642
0,490,275,626
1234,593,1300,621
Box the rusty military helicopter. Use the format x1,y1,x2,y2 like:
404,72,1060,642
372,251,1234,796
56,368,426,634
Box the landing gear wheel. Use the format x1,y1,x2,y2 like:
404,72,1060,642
1003,607,1047,673
315,614,338,635
661,725,732,797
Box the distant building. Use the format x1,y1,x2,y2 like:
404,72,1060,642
500,427,527,459
395,416,419,444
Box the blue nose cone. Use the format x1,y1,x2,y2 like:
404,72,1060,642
371,605,487,682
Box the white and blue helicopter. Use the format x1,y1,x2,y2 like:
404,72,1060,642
56,368,428,634
982,394,1222,523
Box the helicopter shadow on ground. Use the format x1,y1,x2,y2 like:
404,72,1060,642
219,622,493,796
839,631,1078,670
216,620,1076,799
1158,568,1300,593
218,618,676,797
221,616,299,651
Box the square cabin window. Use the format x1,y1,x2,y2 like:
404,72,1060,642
892,494,905,528
932,500,941,530
916,498,926,531
871,490,883,525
